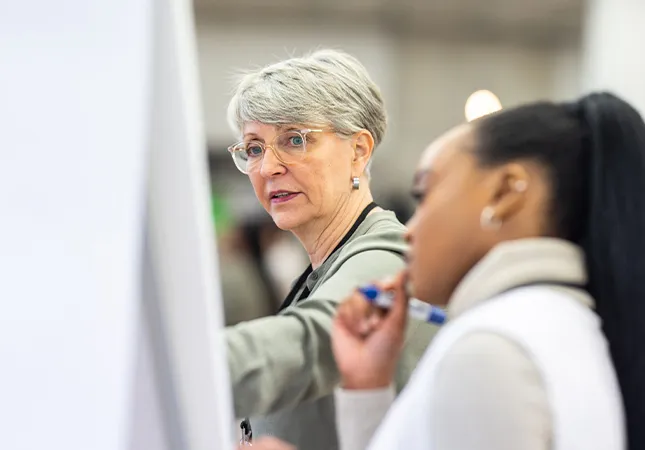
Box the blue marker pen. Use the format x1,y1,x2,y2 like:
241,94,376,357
358,284,447,325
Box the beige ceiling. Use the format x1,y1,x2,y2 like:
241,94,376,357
194,0,585,46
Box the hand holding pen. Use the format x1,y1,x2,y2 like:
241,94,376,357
332,271,412,390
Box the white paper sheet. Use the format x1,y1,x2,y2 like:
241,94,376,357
0,1,233,449
0,2,151,449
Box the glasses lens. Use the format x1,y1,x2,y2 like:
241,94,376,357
275,131,306,160
230,132,307,174
232,141,264,173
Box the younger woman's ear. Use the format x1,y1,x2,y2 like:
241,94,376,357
485,163,531,222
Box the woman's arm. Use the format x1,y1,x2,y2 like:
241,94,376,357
430,332,551,450
334,385,395,450
226,249,406,417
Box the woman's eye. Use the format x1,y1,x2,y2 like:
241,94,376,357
246,145,263,157
411,189,426,204
287,135,304,147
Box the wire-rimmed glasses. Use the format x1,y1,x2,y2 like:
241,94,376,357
227,128,324,174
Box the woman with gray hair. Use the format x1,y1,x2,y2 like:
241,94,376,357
225,49,436,449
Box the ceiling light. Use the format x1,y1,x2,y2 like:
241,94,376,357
465,90,502,122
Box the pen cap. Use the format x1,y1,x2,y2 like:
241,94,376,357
358,285,381,301
428,306,446,325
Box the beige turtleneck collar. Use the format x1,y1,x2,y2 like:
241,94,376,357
447,238,593,319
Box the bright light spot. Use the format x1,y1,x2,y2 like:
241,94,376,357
465,90,502,122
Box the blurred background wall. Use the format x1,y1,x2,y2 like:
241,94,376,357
197,0,585,193
194,0,643,325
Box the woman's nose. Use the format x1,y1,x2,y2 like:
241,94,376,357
260,146,286,177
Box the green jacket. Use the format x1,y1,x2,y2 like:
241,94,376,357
226,211,438,449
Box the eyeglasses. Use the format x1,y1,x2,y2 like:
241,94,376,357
228,128,324,174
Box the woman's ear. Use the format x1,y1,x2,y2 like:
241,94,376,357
352,130,374,175
485,163,530,223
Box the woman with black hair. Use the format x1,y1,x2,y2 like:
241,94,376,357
328,92,645,450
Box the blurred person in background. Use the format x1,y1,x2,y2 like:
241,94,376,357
380,193,415,224
262,223,311,302
328,92,645,449
225,49,437,449
214,193,276,324
213,189,307,322
238,213,310,309
236,215,284,312
217,221,276,325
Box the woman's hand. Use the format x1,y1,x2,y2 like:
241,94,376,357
237,437,295,449
331,271,410,390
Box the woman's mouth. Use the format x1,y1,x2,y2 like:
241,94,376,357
269,191,300,204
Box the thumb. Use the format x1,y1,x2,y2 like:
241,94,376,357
382,271,409,331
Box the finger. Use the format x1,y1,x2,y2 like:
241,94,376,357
352,287,389,335
381,271,410,332
375,269,407,294
336,293,376,337
347,293,372,336
358,309,383,336
335,301,361,338
357,306,382,337
365,311,383,331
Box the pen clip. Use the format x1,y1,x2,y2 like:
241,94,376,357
240,418,252,446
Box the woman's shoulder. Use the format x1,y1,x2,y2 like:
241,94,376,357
341,210,407,255
361,209,406,232
483,286,598,328
312,211,407,292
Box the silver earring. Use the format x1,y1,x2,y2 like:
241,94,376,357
352,177,360,190
514,179,528,192
480,206,502,230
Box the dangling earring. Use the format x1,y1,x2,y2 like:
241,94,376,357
480,206,502,230
352,177,360,190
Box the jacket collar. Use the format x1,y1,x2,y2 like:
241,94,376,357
447,238,592,319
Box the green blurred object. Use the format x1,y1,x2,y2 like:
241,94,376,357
211,192,232,236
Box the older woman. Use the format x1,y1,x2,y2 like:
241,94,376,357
224,50,437,449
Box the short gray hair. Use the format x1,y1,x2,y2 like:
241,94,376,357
227,49,387,161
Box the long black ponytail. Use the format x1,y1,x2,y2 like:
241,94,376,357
475,92,645,448
577,93,645,449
